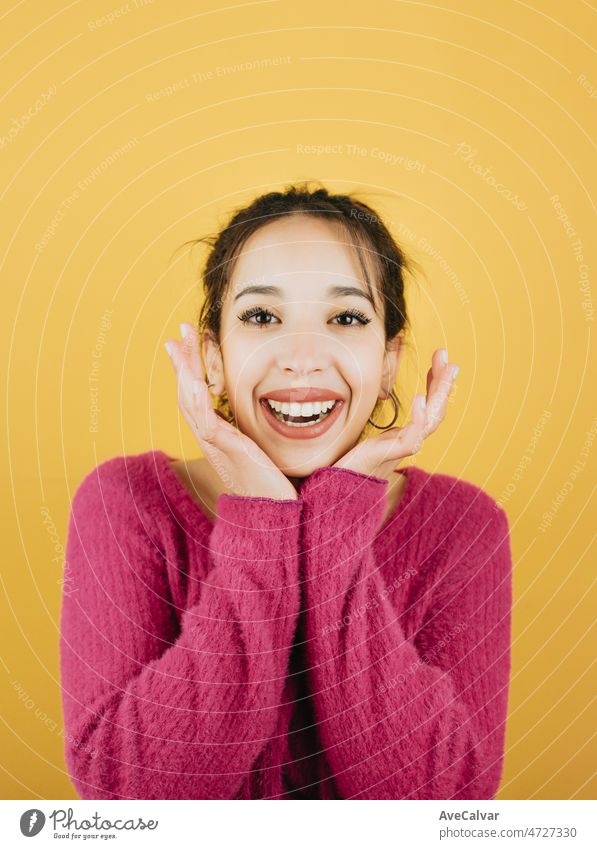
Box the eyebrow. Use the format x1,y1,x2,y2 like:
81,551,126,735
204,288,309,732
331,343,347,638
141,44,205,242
233,284,375,308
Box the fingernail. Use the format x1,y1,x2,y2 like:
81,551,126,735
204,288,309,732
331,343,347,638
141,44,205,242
192,380,202,395
417,394,426,411
451,365,460,379
164,341,173,358
439,349,448,366
180,323,191,339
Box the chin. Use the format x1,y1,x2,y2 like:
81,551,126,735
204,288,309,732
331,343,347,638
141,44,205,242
271,450,344,479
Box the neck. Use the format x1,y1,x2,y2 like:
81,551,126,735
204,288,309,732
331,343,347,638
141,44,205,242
287,475,307,493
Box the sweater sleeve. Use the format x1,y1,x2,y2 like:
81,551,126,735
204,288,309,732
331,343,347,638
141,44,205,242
60,461,302,800
298,466,512,801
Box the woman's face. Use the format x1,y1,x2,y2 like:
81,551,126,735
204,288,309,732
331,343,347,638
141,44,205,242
203,214,402,478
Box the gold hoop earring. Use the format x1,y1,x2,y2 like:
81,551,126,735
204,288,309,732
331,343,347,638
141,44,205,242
367,389,399,429
207,383,236,425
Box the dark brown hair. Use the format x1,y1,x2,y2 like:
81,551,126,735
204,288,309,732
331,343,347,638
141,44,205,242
177,180,417,435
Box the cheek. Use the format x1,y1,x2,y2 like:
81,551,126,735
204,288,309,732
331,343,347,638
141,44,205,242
220,345,264,409
346,353,383,397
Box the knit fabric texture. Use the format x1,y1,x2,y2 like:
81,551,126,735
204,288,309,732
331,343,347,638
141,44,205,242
60,449,512,800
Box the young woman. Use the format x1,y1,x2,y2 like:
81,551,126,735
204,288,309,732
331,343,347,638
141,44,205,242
60,184,512,801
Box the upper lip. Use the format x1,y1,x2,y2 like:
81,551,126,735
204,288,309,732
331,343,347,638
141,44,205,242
259,387,344,403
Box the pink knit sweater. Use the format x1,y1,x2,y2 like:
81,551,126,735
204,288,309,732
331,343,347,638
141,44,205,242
60,449,512,800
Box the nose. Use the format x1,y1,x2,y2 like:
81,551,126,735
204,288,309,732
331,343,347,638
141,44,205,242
276,331,331,380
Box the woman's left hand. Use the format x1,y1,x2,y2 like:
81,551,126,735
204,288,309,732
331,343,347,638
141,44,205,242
332,349,460,479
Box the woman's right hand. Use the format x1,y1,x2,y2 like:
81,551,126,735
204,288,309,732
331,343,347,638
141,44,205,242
164,323,299,501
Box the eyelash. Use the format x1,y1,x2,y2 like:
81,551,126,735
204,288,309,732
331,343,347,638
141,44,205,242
237,306,372,328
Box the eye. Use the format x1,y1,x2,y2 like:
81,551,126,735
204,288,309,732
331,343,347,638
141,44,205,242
237,307,279,327
331,309,372,327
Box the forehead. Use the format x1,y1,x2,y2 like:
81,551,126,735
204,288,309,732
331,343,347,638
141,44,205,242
230,214,370,289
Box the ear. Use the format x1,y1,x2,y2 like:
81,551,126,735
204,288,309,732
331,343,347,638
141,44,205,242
201,329,225,395
379,334,403,399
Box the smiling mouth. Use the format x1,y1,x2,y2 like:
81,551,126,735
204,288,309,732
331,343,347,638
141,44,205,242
259,397,344,434
267,402,338,427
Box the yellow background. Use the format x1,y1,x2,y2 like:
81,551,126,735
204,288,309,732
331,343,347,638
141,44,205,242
1,0,595,800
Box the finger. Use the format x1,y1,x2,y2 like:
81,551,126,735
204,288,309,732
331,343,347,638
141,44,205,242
424,350,458,436
404,421,425,455
190,377,219,441
425,351,447,408
167,339,219,442
412,393,426,427
164,339,190,405
179,323,204,381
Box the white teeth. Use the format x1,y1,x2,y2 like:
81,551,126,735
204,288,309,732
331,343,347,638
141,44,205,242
266,399,337,417
264,398,339,427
